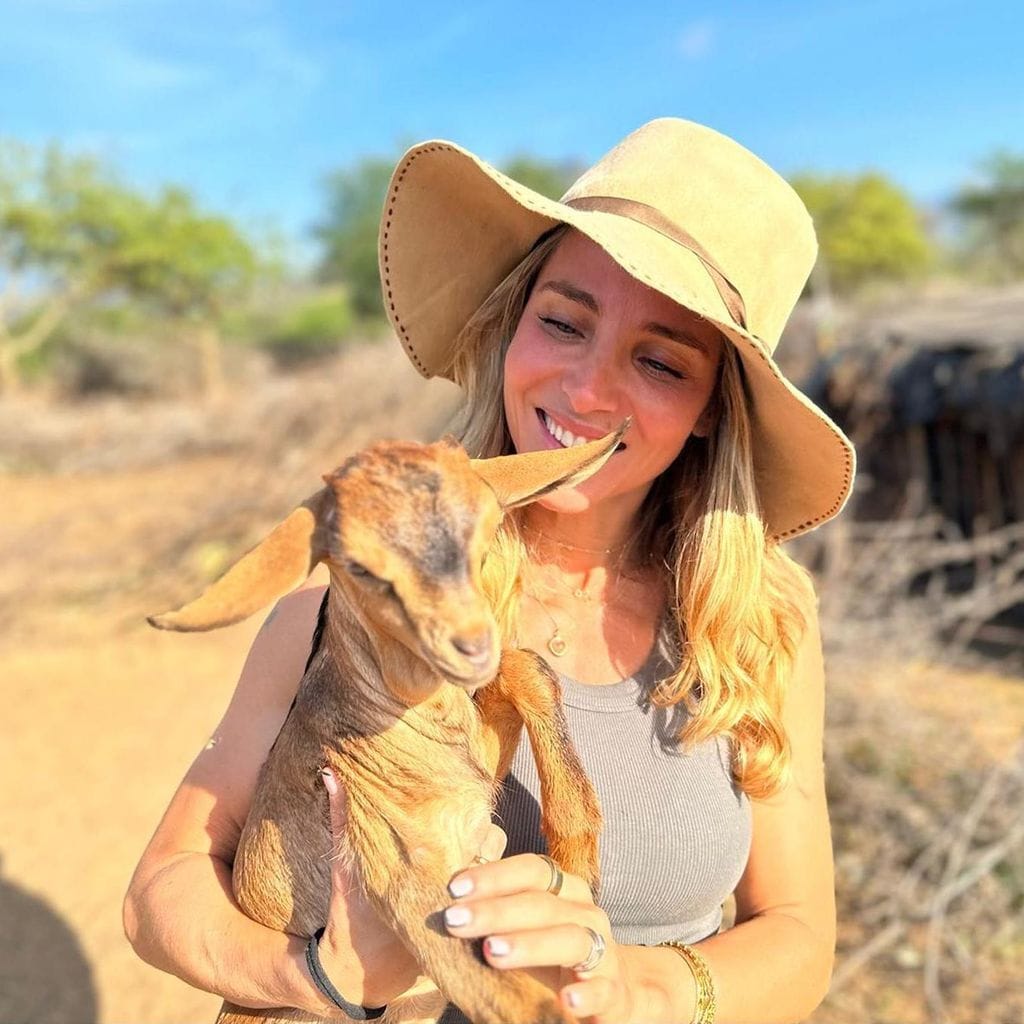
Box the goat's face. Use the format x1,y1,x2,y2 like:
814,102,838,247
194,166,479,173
324,440,503,690
147,426,624,641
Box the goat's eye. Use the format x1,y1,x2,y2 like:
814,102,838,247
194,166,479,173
344,561,396,597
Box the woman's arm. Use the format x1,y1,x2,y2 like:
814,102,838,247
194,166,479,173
122,578,420,1015
440,596,836,1024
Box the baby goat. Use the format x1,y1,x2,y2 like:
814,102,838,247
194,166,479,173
148,428,624,1024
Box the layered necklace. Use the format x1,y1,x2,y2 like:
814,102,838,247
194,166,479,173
521,531,631,658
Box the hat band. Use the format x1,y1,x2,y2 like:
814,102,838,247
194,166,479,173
563,195,748,331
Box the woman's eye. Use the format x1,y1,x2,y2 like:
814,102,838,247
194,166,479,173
641,357,685,380
539,316,578,337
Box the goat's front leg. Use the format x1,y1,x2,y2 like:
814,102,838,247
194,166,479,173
473,665,526,782
481,649,602,896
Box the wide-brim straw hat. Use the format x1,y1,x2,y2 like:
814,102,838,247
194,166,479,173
378,117,855,541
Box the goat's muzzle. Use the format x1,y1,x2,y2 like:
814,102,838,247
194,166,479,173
432,627,501,689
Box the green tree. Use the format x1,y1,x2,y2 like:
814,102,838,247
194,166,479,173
0,140,257,396
950,150,1024,280
313,152,580,321
116,185,258,399
0,142,127,392
789,172,933,294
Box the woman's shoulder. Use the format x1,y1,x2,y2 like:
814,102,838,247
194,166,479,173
216,567,330,731
255,568,330,675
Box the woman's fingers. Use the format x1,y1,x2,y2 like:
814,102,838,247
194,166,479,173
320,767,346,837
559,975,620,1020
443,891,601,940
448,852,593,904
475,922,608,973
477,823,508,863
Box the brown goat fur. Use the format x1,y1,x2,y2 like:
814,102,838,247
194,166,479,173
149,429,625,1024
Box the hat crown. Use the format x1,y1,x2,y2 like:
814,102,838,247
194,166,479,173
561,118,817,352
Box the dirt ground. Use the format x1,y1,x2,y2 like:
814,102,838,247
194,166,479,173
1,344,1022,1024
0,610,261,1024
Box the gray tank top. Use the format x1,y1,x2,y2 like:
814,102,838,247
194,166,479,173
437,641,752,1023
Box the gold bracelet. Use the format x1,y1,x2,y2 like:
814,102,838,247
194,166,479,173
658,940,717,1024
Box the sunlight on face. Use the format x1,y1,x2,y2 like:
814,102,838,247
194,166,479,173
503,229,724,516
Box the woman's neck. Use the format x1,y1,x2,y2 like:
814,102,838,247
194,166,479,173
520,498,645,576
514,504,668,685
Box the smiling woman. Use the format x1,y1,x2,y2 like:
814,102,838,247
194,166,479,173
368,118,855,1024
503,229,723,521
124,118,856,1024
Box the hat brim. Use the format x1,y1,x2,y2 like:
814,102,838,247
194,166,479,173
379,140,855,542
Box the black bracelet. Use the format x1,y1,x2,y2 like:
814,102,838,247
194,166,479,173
304,927,387,1021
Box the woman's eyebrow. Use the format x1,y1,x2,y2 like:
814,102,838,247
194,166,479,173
538,278,712,356
642,321,712,356
537,279,599,313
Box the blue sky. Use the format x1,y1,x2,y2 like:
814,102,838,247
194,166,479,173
2,0,1021,262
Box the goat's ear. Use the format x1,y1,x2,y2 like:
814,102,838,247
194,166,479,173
147,488,332,632
471,419,629,510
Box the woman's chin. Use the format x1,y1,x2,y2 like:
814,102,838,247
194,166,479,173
535,487,594,515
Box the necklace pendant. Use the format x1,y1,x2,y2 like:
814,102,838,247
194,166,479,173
547,632,568,657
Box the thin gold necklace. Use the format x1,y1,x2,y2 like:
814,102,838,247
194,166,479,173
523,564,624,657
525,589,572,657
523,526,631,559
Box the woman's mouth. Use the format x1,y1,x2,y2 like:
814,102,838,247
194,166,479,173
537,410,627,451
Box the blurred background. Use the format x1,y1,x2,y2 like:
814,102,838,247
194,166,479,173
1,2,1022,1022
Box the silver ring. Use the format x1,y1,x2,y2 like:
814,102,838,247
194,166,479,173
539,854,564,896
572,926,606,973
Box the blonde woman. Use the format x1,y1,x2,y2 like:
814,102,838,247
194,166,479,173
125,118,854,1024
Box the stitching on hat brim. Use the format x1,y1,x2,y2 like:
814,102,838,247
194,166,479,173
379,141,855,542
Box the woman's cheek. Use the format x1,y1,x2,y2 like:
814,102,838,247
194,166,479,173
503,335,562,453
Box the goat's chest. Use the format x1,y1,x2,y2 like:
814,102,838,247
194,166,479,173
342,718,495,887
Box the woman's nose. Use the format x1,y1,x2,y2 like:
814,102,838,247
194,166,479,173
561,342,618,415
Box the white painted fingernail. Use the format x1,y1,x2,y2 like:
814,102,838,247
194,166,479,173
444,906,471,927
448,876,473,898
486,936,510,956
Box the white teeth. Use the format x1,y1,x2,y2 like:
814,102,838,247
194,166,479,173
543,412,589,448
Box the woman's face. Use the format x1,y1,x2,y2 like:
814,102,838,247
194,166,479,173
503,229,724,516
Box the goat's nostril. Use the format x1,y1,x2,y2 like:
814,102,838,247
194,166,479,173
451,633,494,664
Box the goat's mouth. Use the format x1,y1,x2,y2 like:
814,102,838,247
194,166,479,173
425,648,501,689
433,657,501,689
443,670,498,691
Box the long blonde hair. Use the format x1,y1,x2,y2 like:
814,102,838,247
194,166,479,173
448,224,814,800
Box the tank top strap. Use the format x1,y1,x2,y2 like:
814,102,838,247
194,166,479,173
304,587,331,673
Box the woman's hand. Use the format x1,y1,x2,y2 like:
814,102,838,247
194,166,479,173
314,769,509,1014
442,853,641,1024
312,767,419,1011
